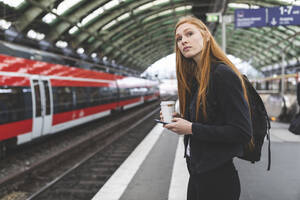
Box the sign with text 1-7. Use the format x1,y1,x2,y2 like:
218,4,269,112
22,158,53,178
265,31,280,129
267,6,300,26
234,6,300,28
235,8,266,28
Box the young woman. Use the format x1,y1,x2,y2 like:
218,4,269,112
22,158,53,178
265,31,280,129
161,16,253,200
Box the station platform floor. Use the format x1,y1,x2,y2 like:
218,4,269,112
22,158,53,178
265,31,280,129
92,121,300,200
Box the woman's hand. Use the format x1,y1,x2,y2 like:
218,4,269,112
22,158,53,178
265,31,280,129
160,111,181,121
164,117,192,135
160,110,163,121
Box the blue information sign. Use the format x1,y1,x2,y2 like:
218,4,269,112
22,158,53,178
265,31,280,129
234,6,300,28
267,6,300,26
235,8,266,28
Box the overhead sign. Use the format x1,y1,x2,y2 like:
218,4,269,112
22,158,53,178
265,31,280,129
207,14,219,22
267,6,300,26
234,6,300,28
235,8,266,28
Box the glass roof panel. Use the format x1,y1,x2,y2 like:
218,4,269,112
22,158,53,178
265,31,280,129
81,7,104,26
175,5,192,12
0,0,25,8
102,20,117,30
42,0,84,24
135,0,170,13
104,0,121,10
117,12,130,21
69,26,79,34
158,9,173,17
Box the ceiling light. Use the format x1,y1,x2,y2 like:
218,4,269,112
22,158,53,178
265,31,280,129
77,48,84,54
42,13,57,24
0,19,11,29
91,53,97,58
27,30,45,40
56,40,68,48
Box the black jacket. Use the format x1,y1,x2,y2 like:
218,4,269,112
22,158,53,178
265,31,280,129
184,62,252,174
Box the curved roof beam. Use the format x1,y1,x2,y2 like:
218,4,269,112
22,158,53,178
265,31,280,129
229,0,287,7
117,33,173,62
139,44,173,61
134,46,173,67
227,30,276,57
15,0,57,32
109,21,175,49
74,2,189,49
226,29,287,63
46,0,110,41
224,26,299,68
22,0,145,68
106,27,174,57
228,39,269,65
86,13,183,54
71,0,171,47
130,34,173,55
119,40,172,64
227,46,261,65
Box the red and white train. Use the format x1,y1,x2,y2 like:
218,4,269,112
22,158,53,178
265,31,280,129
0,41,159,155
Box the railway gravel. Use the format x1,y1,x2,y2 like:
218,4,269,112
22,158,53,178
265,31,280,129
0,101,159,199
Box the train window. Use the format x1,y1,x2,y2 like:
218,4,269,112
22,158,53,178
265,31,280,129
33,80,42,117
75,87,89,109
119,88,130,100
98,87,110,104
52,87,73,114
0,86,32,125
90,87,101,106
43,81,51,115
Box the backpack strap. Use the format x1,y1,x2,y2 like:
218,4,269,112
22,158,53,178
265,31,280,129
267,117,271,171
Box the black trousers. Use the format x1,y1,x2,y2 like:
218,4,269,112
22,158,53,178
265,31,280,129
186,159,240,200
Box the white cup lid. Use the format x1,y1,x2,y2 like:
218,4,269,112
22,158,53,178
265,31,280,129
160,101,175,106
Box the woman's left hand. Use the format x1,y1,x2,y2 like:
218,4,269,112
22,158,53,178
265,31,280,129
164,118,193,135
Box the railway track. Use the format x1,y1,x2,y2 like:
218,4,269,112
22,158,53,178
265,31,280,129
0,101,160,200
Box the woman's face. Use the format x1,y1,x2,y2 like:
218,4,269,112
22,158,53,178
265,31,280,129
175,23,204,59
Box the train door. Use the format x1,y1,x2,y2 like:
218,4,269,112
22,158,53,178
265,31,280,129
40,77,52,134
31,77,52,139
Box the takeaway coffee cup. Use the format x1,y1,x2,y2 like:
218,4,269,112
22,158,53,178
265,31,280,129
161,101,175,123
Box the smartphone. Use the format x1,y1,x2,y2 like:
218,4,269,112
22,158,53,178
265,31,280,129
154,119,169,125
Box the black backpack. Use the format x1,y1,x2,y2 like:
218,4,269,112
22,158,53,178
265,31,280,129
210,66,271,170
238,75,271,170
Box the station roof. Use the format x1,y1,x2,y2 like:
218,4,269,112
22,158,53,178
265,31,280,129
0,0,299,74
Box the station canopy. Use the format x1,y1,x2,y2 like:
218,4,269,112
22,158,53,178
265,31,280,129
0,0,299,75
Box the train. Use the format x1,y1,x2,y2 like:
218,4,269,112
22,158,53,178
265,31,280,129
252,73,300,122
0,40,160,157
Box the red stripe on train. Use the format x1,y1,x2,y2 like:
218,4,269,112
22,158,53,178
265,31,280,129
50,79,112,87
0,119,32,140
0,75,30,86
52,102,118,125
117,97,141,106
0,54,116,80
52,98,141,125
144,94,157,101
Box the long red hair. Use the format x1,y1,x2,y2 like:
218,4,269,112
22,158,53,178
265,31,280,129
175,16,249,121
